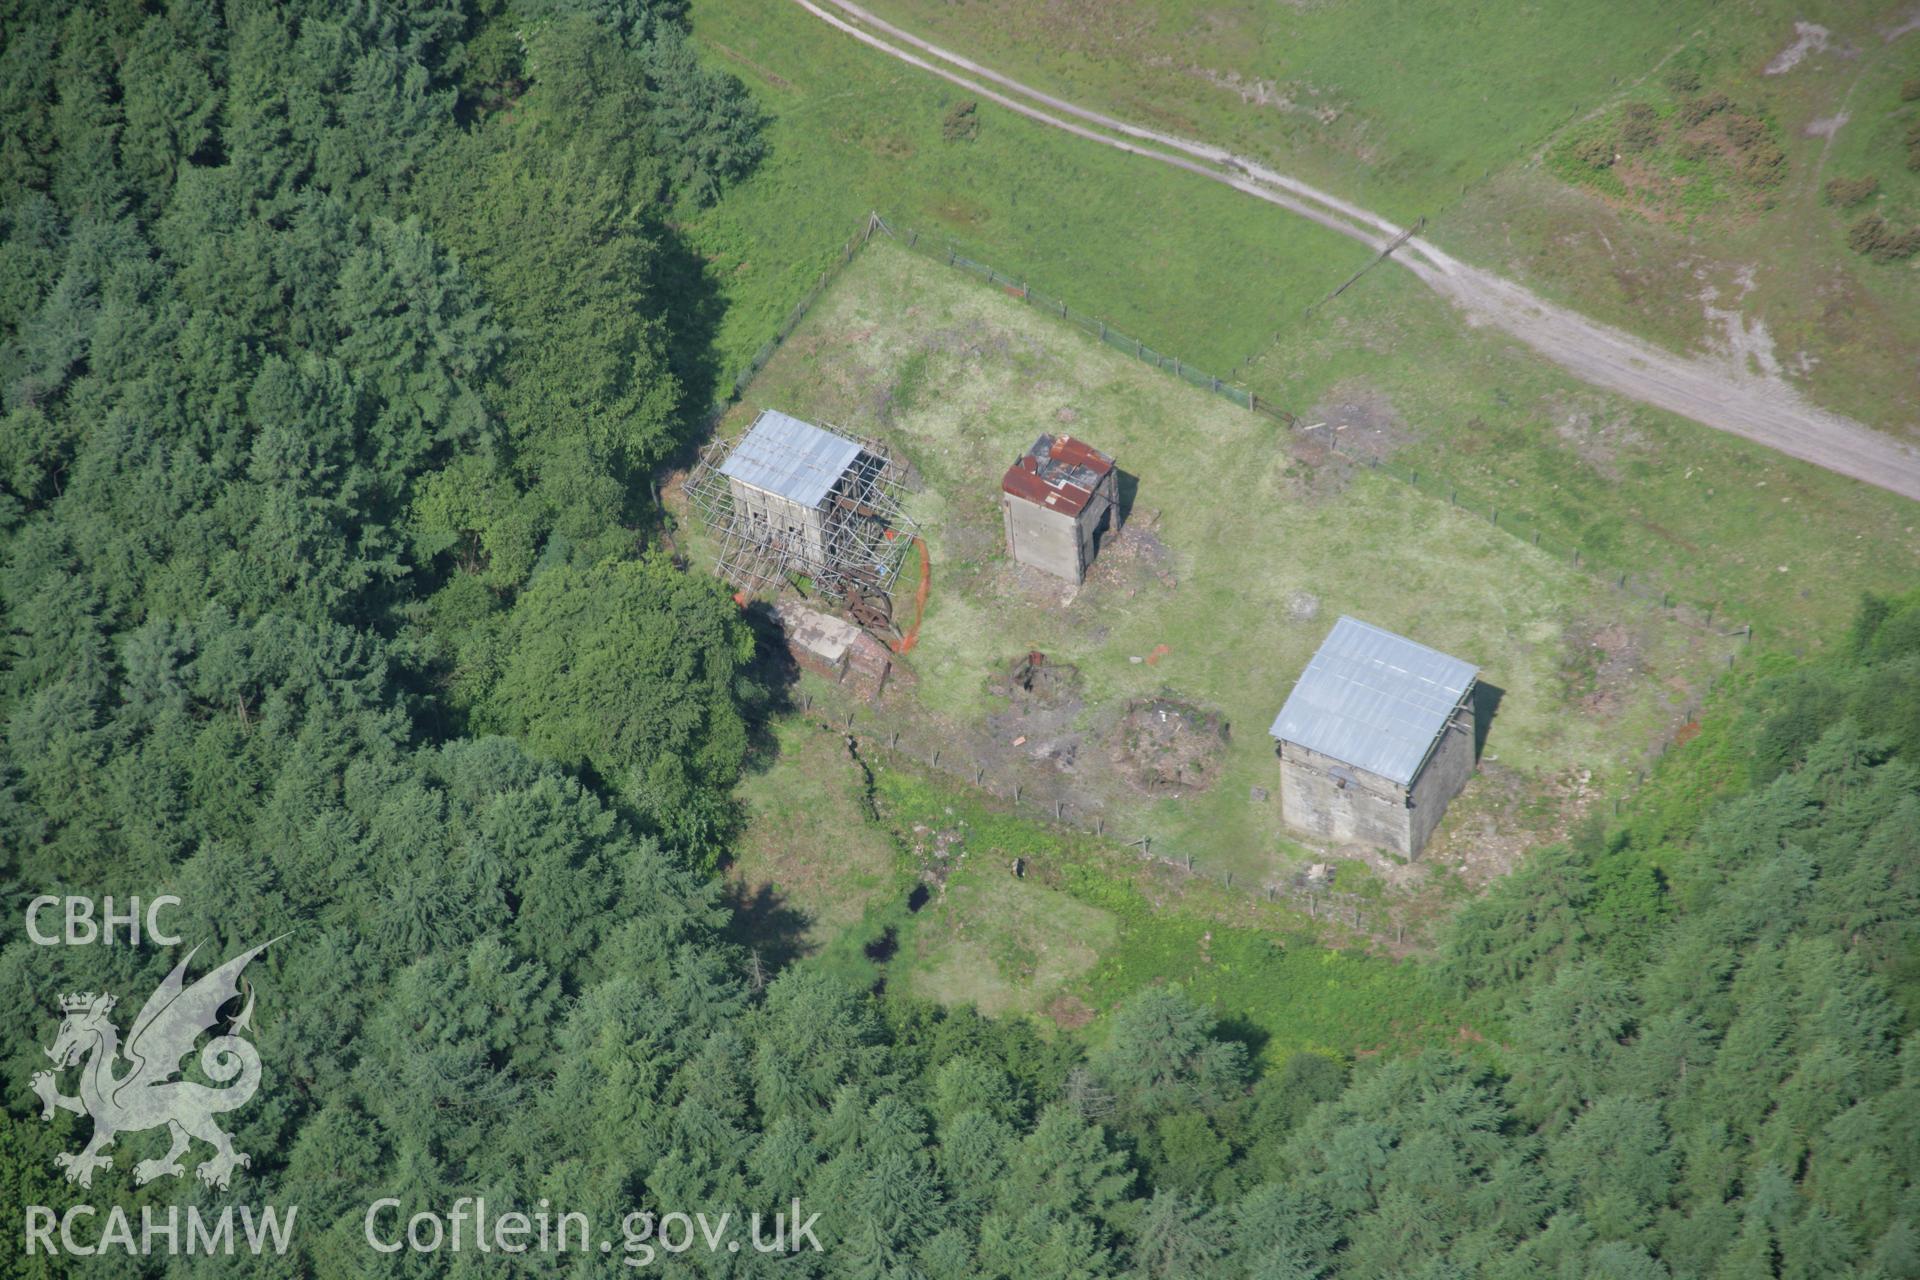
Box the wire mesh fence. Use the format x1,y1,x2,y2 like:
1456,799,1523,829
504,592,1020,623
872,214,1295,425
702,213,888,430
793,689,1424,949
866,214,1751,644
702,209,1755,653
701,210,1756,950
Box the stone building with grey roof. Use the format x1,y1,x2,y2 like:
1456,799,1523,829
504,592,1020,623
682,409,917,601
1268,616,1479,857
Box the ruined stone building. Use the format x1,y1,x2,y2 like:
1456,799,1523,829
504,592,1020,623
1000,433,1118,583
1268,616,1478,857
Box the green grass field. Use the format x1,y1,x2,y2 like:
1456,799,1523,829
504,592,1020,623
692,238,1742,891
729,718,906,962
831,0,1920,431
726,722,1461,1066
682,0,1919,656
876,770,1462,1065
843,0,1716,218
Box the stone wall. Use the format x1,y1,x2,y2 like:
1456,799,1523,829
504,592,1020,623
1406,700,1476,854
1276,690,1477,858
1278,741,1414,854
729,479,828,572
1001,468,1118,583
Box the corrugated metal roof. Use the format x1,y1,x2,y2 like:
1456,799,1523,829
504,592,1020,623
1001,433,1115,516
1268,616,1477,786
718,410,864,509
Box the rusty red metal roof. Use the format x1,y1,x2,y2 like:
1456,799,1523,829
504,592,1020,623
1000,433,1113,517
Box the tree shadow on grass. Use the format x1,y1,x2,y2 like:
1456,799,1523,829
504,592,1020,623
721,880,814,976
653,222,734,477
1214,1014,1271,1068
738,599,801,777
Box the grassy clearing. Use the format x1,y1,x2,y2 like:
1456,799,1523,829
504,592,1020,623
684,0,1919,654
683,0,1354,390
828,0,1920,433
1448,4,1920,434
842,0,1712,218
1242,258,1920,654
879,759,1451,1059
741,736,1459,1066
906,871,1119,1020
696,239,1739,890
727,718,907,963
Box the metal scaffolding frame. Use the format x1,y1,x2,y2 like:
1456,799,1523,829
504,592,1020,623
682,425,920,606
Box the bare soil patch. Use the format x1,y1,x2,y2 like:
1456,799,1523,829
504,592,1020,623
1549,393,1649,480
1085,512,1178,591
1046,993,1096,1029
1111,697,1229,794
1764,21,1830,75
1559,616,1646,716
1288,384,1417,498
986,652,1089,776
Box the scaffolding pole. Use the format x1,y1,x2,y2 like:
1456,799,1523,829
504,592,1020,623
682,427,920,609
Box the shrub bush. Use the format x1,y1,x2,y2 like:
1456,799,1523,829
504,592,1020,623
1723,113,1785,184
1573,136,1615,169
1678,92,1729,126
942,99,979,143
1823,175,1878,208
1847,213,1920,263
1619,102,1661,153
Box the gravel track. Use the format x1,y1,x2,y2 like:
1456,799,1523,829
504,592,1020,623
795,0,1920,500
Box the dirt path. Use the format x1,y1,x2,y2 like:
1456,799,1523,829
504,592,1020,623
795,0,1920,501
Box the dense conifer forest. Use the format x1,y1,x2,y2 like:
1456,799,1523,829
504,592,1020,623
0,3,1915,1276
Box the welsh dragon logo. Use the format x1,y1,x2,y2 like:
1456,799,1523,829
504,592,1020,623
31,940,274,1190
